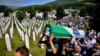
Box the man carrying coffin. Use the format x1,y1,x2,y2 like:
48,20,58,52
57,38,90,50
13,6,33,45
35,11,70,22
38,33,59,56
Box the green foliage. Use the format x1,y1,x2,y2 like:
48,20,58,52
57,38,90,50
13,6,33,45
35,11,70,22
83,0,98,3
16,11,25,21
55,6,65,19
46,0,83,5
0,5,13,16
79,4,96,16
79,6,87,17
89,4,100,32
26,7,36,18
43,11,48,20
81,0,100,31
71,11,77,17
16,5,52,19
17,6,36,19
38,5,52,12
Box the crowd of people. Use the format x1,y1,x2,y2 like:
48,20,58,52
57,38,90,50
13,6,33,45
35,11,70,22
55,14,91,30
38,30,100,56
14,15,100,56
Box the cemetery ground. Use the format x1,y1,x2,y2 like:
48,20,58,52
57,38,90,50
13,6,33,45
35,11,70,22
0,27,45,56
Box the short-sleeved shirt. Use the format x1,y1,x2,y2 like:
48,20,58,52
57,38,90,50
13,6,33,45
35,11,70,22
87,39,96,48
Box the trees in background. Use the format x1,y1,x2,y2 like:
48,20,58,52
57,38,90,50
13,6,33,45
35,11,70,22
43,11,48,20
16,11,25,21
38,5,52,12
0,0,99,31
89,1,100,32
25,7,36,18
0,5,13,16
79,0,100,31
55,6,65,20
39,5,52,20
79,6,86,17
16,5,52,19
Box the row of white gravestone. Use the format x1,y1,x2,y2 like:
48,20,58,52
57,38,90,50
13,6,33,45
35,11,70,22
15,18,26,42
4,19,26,52
5,33,30,51
14,16,45,47
19,19,43,42
20,18,42,41
15,19,22,38
15,17,25,32
2,18,11,34
33,22,44,43
33,20,44,41
36,21,43,35
21,18,36,34
4,16,14,51
5,18,11,30
1,20,6,34
5,20,45,52
34,26,38,36
21,20,28,32
0,17,12,39
0,22,5,28
2,15,30,56
14,17,25,39
20,18,43,35
14,18,30,49
15,19,26,42
5,17,10,23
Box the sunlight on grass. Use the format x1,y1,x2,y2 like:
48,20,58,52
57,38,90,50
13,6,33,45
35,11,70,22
2,27,46,56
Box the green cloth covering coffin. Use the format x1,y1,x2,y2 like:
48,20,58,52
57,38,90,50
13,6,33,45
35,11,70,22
44,24,72,39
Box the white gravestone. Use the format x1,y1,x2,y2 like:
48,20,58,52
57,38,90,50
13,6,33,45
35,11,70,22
25,28,28,34
2,28,5,34
35,27,38,36
21,31,24,41
0,30,2,38
25,34,29,49
5,33,12,51
10,20,13,38
32,31,36,41
28,28,31,36
10,27,13,38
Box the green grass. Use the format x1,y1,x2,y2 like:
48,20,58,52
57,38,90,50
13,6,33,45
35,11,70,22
0,27,46,56
0,37,6,56
0,19,54,56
